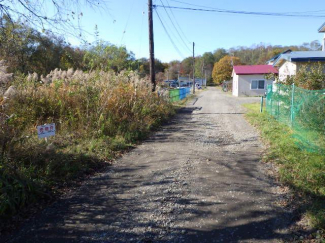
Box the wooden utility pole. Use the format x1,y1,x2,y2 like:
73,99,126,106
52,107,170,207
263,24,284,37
192,42,195,94
148,0,156,91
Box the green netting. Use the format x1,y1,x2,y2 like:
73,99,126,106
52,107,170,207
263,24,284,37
169,89,180,102
266,84,325,154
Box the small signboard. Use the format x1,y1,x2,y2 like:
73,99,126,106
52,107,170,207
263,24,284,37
37,123,55,139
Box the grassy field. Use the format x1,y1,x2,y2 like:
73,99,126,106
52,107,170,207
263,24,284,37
244,103,325,230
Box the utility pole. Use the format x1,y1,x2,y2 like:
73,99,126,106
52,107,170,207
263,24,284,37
202,59,204,87
192,42,195,94
148,0,156,91
178,72,180,88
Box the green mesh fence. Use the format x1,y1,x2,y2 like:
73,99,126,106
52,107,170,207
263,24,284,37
266,84,325,154
169,89,180,102
169,88,191,102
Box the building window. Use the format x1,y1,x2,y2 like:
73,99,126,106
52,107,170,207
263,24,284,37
251,80,265,90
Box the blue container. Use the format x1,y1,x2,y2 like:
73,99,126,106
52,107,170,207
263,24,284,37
179,88,186,100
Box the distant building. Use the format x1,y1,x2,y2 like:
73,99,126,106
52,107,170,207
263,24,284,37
267,23,325,81
232,65,278,97
319,22,325,51
265,49,292,65
164,80,177,87
272,51,325,81
177,77,206,87
194,78,207,86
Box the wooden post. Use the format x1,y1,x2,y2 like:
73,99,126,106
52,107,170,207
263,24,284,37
290,83,295,126
148,0,156,91
192,42,195,94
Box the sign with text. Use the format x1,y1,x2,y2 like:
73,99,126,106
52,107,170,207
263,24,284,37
37,123,56,139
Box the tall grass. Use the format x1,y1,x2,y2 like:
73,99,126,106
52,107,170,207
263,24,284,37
0,69,174,218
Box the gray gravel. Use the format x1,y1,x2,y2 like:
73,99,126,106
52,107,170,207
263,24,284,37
3,87,296,243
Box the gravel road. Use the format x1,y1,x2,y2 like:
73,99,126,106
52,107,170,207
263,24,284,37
4,87,296,243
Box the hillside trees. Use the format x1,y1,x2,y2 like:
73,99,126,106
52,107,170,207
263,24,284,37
83,42,135,72
213,48,228,62
212,55,241,84
0,16,85,75
166,60,181,80
197,52,215,83
227,41,322,65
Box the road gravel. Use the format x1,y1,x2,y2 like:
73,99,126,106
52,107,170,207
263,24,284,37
4,87,296,243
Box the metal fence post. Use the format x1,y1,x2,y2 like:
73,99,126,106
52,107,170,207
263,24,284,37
270,84,274,115
260,96,264,113
290,83,295,126
277,84,280,119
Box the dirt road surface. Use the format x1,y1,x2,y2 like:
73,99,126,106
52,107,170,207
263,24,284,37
4,88,296,243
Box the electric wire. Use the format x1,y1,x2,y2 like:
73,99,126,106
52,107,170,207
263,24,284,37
138,6,146,59
170,0,325,15
154,4,325,18
159,0,191,53
154,8,185,59
165,0,191,44
120,0,136,44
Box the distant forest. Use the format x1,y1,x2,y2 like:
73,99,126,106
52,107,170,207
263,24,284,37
0,16,322,83
168,40,322,83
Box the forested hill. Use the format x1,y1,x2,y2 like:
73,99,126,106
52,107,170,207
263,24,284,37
166,40,322,83
227,40,322,65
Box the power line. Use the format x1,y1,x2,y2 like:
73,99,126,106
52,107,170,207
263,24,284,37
159,0,191,53
165,0,191,44
170,0,325,15
120,0,136,44
154,8,185,59
154,4,325,18
138,7,146,59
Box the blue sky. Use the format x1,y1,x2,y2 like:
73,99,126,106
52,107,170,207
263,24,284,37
68,0,325,62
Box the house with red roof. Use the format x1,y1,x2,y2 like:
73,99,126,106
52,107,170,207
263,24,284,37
232,65,278,97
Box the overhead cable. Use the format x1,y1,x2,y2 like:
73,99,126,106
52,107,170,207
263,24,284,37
159,0,192,53
154,8,185,59
154,4,325,18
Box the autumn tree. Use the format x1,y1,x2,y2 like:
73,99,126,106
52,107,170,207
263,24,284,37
212,55,241,85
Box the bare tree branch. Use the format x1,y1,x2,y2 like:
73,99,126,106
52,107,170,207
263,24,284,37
0,0,110,38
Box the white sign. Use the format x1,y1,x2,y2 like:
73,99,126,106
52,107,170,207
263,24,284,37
37,123,56,139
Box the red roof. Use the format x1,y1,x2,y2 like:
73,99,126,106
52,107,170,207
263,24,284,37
233,65,278,75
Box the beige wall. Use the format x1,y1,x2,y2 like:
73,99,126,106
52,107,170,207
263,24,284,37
232,73,239,96
278,61,296,81
234,74,273,97
278,61,325,81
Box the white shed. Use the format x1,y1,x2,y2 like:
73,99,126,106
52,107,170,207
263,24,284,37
232,65,278,97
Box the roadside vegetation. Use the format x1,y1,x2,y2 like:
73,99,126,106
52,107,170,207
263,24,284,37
244,103,325,229
0,67,174,220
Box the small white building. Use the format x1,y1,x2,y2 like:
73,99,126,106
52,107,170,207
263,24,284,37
232,65,278,97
